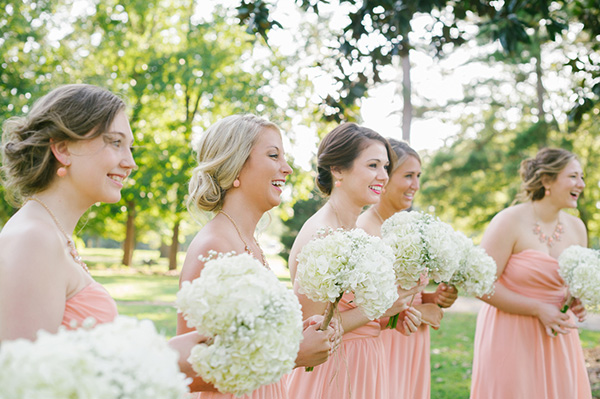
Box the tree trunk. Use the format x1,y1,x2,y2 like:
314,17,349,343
533,42,545,123
121,200,136,266
168,219,180,271
401,48,412,143
159,241,170,258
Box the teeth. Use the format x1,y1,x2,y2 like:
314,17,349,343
110,175,124,183
272,181,284,187
370,185,382,193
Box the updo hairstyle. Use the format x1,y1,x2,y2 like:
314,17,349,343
387,138,421,173
515,147,577,202
187,114,280,214
316,122,393,196
1,84,125,205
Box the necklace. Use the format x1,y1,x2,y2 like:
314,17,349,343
27,197,90,273
532,205,563,248
329,201,345,229
218,210,269,268
373,207,385,224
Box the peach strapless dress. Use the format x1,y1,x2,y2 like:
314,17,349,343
286,293,388,399
61,281,118,328
380,292,430,399
470,250,591,399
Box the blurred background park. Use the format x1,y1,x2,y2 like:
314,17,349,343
1,0,599,397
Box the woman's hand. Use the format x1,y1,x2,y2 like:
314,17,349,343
395,306,422,336
414,303,444,330
433,283,458,308
535,302,576,337
569,297,587,323
295,315,334,368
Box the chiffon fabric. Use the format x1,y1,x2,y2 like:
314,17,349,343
470,249,591,399
286,292,388,399
193,381,288,399
380,292,431,399
61,281,118,328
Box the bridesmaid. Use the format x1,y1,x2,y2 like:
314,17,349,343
470,148,591,398
0,84,215,391
177,114,335,399
357,139,458,399
286,123,421,399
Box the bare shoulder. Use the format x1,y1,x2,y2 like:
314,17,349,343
560,210,587,245
180,222,240,284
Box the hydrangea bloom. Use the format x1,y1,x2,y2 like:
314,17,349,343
381,211,462,289
449,232,497,297
295,228,398,320
176,253,303,396
0,316,190,399
558,245,600,309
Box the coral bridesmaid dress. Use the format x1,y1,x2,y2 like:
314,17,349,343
286,293,389,399
470,250,591,399
61,281,118,328
194,382,288,399
380,292,431,399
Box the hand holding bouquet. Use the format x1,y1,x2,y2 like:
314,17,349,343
558,245,600,312
177,252,303,396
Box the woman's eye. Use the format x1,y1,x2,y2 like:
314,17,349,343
269,153,278,159
112,140,121,148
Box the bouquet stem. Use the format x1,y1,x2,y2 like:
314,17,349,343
560,293,573,313
387,293,416,330
305,294,343,372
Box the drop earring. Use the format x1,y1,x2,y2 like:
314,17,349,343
334,180,342,188
545,188,550,196
233,179,240,188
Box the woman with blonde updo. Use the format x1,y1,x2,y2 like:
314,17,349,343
470,147,591,398
178,114,335,399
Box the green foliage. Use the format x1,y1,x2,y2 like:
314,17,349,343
280,192,324,264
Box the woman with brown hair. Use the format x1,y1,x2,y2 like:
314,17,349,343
470,148,591,398
286,123,421,399
357,138,457,399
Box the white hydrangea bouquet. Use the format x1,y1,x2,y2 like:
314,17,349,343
0,316,190,399
176,252,303,396
558,245,600,312
448,232,497,298
381,211,463,328
295,228,398,332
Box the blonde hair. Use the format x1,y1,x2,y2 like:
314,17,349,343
1,84,125,205
187,114,280,214
515,147,577,203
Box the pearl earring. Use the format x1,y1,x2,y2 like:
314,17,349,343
233,179,240,188
545,188,550,196
334,180,341,188
57,167,67,177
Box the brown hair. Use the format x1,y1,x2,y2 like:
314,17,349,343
316,122,393,195
387,138,420,173
515,147,577,202
1,84,125,205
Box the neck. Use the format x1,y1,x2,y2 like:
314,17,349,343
30,191,87,235
532,199,561,223
372,199,403,223
219,205,263,238
328,194,362,229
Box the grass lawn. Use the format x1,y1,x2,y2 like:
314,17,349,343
84,247,600,398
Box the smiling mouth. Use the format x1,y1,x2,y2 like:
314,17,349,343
109,174,125,183
369,185,382,194
272,180,285,188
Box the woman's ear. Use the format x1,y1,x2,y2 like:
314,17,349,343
540,174,552,190
50,140,71,167
330,166,344,182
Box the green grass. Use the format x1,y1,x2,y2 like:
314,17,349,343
84,248,600,397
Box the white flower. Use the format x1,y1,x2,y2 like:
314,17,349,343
176,252,303,396
449,232,497,297
382,211,462,289
558,245,600,308
0,316,190,399
295,228,398,320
